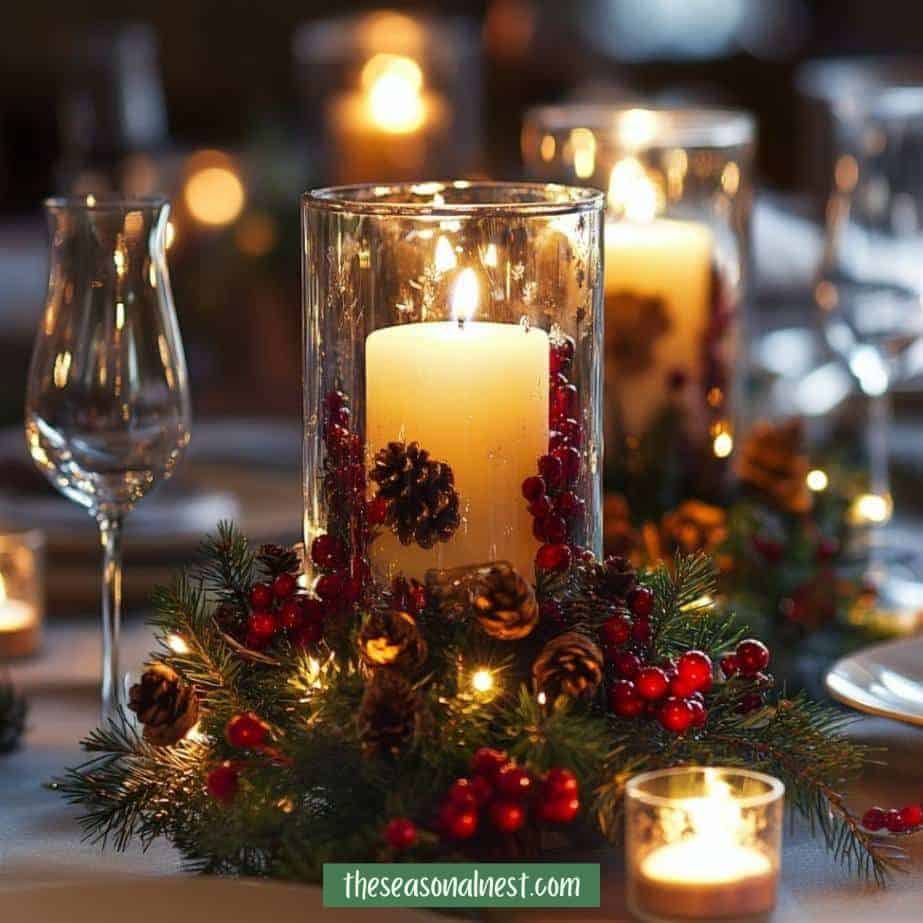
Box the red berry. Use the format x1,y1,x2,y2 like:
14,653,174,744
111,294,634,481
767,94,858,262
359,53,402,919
539,795,580,824
612,650,642,679
631,619,652,644
445,808,478,840
470,747,508,779
311,534,345,570
736,639,770,675
328,405,350,429
489,799,527,834
385,817,417,850
302,598,325,623
272,572,297,600
555,491,584,520
206,761,239,804
885,809,905,833
636,666,669,701
861,807,886,831
600,614,632,647
535,514,567,544
627,586,654,618
677,651,713,693
535,544,572,573
528,496,553,519
900,804,923,830
687,698,708,728
658,697,695,733
753,535,784,563
609,680,644,717
737,692,764,714
544,768,579,800
550,384,578,422
496,764,535,800
669,674,698,698
293,621,323,647
552,446,581,485
248,610,278,638
522,476,546,502
325,390,346,414
249,582,273,610
279,599,305,631
470,775,494,806
448,778,479,811
367,494,389,526
719,654,739,677
559,417,582,447
550,337,575,374
315,573,344,601
226,712,269,749
538,453,564,488
325,422,350,453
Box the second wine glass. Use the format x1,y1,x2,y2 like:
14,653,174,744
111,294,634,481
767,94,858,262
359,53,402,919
25,196,191,718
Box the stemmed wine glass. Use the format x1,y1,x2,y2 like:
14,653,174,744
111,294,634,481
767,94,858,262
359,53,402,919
25,196,191,717
816,87,923,628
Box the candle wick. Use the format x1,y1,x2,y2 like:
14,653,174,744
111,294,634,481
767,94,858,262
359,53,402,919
457,316,465,330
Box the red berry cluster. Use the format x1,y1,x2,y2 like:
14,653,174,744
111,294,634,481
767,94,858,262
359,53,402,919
309,532,366,618
244,571,325,651
384,816,418,850
719,638,771,713
206,713,279,805
862,802,923,836
437,748,580,842
206,761,240,805
525,335,585,576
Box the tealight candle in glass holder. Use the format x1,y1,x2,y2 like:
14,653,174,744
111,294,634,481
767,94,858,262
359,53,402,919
523,105,755,521
301,182,604,589
0,530,45,659
625,767,784,923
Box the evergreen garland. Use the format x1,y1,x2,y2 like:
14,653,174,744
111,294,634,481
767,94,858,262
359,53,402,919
55,523,903,885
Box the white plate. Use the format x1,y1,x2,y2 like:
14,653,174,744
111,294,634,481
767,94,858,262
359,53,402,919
0,878,437,923
826,634,923,725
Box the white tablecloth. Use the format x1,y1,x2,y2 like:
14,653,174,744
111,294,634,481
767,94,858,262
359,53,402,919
3,623,923,920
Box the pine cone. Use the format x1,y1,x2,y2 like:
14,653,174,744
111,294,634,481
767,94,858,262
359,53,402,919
736,419,812,515
532,631,603,699
370,441,460,549
128,663,199,746
0,680,27,755
590,554,637,602
357,670,421,757
358,609,428,672
469,562,539,640
257,543,301,578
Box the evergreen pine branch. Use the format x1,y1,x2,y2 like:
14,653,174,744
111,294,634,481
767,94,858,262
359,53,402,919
196,521,256,611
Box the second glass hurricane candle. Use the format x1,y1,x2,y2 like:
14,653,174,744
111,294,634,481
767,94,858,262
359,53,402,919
302,182,604,586
523,106,754,518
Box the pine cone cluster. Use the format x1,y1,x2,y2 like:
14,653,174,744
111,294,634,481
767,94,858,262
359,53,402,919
736,419,812,515
357,670,421,757
358,608,427,672
532,631,603,699
257,543,302,578
128,663,199,746
369,441,460,549
469,562,539,641
588,554,637,603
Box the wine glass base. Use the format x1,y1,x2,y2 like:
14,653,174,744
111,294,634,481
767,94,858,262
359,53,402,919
845,545,923,635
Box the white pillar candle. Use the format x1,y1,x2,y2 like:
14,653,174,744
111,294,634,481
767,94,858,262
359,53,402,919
604,218,714,439
366,269,549,581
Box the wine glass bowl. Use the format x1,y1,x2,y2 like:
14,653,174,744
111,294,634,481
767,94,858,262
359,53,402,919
25,196,191,715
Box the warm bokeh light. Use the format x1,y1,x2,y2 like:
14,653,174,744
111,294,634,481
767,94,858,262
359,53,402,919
471,669,494,693
570,127,597,179
361,53,425,134
806,469,829,492
167,633,190,655
235,211,278,257
435,235,457,273
712,431,734,458
850,492,892,525
608,157,663,222
183,152,245,227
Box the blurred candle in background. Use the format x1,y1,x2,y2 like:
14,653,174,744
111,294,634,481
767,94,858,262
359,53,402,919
0,531,44,659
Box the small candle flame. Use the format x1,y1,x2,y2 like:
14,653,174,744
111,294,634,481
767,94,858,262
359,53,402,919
451,268,479,324
607,157,663,223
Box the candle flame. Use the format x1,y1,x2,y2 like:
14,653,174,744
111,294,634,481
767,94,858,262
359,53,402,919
451,268,479,323
361,53,425,134
607,157,663,223
0,573,6,604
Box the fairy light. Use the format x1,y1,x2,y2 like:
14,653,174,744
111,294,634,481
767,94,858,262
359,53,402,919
537,691,547,706
471,669,494,694
712,431,734,459
850,493,892,525
167,633,190,655
806,469,829,492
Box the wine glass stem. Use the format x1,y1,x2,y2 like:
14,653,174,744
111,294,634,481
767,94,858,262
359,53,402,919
98,514,124,721
866,389,892,578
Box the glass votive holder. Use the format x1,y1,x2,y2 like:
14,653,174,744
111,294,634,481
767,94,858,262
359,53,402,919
0,530,45,659
625,767,784,923
293,10,482,184
522,105,755,519
301,181,605,589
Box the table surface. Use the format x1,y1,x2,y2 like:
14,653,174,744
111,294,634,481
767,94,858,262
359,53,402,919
3,622,922,921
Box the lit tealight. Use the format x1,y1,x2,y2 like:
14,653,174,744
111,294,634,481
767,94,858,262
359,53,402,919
806,469,829,492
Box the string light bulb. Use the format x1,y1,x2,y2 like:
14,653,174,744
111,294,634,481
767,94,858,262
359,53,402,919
471,669,494,694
